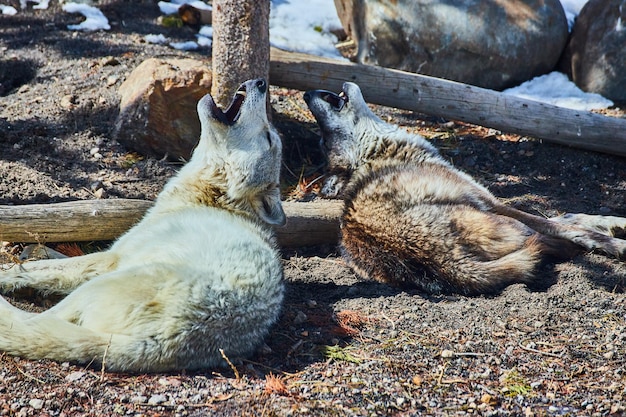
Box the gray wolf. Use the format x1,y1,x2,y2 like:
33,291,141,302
304,82,626,295
0,78,286,372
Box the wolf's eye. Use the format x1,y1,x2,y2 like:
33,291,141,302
266,131,272,147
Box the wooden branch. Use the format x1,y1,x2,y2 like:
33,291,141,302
0,200,343,248
269,48,626,157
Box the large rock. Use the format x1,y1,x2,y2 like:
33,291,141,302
114,58,212,160
558,0,626,102
334,0,569,90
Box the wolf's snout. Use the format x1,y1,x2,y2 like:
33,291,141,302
199,78,271,126
304,89,347,111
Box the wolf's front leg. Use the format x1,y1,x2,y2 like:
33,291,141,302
0,251,119,294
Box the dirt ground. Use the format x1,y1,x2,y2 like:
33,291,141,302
1,2,626,416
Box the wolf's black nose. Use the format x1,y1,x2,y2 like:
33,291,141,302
256,79,266,94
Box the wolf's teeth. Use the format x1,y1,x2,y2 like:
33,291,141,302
339,91,346,98
236,91,247,98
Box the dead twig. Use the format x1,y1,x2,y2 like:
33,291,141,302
16,366,46,384
219,348,240,380
436,362,449,386
100,335,112,382
518,341,564,358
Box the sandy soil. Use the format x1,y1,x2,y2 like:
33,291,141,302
1,2,626,416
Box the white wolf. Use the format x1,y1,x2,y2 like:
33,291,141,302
0,78,286,372
304,82,626,295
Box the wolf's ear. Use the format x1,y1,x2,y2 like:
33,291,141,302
253,189,286,226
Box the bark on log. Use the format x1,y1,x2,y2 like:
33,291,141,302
269,48,626,157
0,200,343,248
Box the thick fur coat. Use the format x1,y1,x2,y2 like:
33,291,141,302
0,79,286,372
304,82,626,295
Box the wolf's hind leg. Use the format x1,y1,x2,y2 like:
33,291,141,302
0,304,155,372
551,213,626,237
493,204,626,259
0,251,119,294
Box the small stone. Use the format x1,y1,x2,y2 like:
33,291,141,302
293,310,308,325
147,394,167,405
60,94,78,109
158,377,181,387
440,349,455,358
90,180,104,191
65,371,86,382
28,399,44,410
101,56,120,66
106,75,119,87
130,395,147,404
481,393,494,405
93,188,106,199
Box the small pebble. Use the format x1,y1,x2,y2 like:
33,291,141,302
440,349,455,358
65,371,86,382
28,399,44,410
148,394,167,405
293,310,307,325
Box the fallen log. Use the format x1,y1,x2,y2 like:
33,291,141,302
0,199,343,248
269,48,626,157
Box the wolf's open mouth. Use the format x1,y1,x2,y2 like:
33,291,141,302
321,88,348,111
211,83,247,125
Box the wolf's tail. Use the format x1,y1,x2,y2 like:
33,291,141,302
435,236,544,295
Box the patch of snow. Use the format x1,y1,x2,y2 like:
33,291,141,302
503,72,614,111
560,0,588,31
198,25,212,38
145,34,169,45
169,40,200,50
269,0,346,59
0,4,17,14
62,3,110,31
158,0,210,15
20,0,49,10
196,34,212,47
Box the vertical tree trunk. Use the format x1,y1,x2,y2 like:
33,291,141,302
211,0,270,108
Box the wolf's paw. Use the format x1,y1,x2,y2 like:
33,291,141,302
320,175,345,198
574,234,626,260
